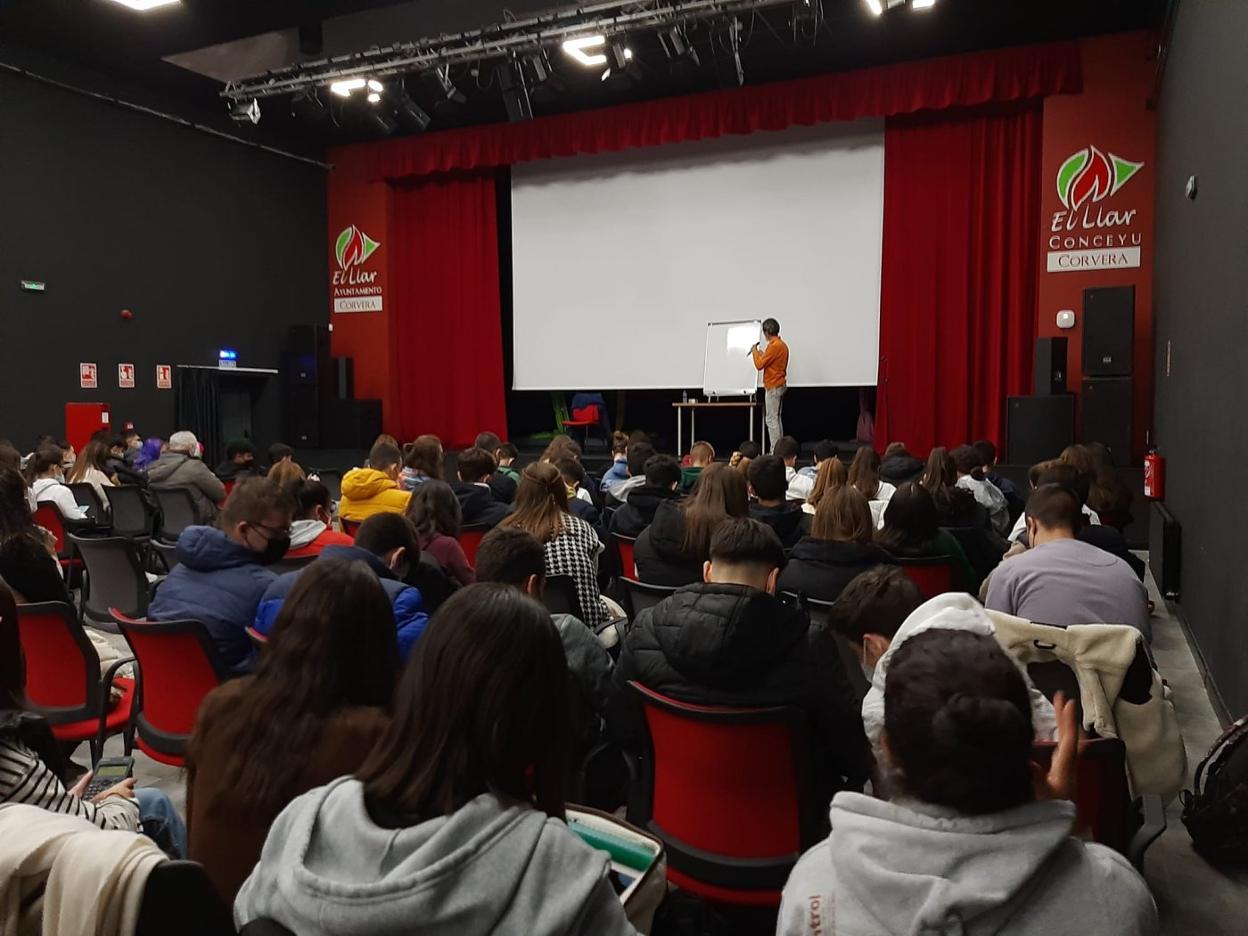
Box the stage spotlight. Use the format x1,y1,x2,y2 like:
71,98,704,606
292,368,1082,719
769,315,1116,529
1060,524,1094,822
290,89,328,123
393,85,432,132
229,97,260,124
601,42,640,87
523,50,563,105
496,60,533,123
330,77,366,97
363,104,397,136
562,34,607,67
433,65,468,105
863,0,883,14
659,25,700,76
912,0,936,8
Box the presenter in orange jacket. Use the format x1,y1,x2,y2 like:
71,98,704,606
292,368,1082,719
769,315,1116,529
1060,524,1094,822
750,317,789,453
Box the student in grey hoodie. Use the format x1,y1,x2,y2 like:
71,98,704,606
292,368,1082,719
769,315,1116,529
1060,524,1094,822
235,583,637,936
778,628,1158,936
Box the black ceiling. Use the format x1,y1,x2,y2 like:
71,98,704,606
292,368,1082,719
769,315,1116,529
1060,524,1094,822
0,0,1165,153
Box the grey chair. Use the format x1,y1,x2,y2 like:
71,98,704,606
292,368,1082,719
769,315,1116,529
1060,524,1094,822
70,534,152,633
151,486,198,543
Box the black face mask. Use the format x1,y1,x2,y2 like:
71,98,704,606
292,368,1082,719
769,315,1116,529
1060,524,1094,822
253,533,290,565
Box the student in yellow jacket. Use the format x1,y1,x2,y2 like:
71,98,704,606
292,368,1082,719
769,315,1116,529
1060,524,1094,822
339,442,412,522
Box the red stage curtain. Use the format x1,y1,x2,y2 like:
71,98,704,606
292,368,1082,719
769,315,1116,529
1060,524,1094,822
389,172,507,448
875,103,1042,455
334,42,1079,182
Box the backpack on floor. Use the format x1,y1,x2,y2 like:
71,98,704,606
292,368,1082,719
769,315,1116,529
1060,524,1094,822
1181,715,1248,866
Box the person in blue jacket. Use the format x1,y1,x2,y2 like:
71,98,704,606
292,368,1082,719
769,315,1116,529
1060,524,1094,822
254,512,429,661
148,478,296,676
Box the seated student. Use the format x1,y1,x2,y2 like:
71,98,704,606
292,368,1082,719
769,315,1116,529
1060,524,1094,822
1008,459,1102,543
0,469,70,604
920,446,989,530
876,482,978,592
267,457,305,489
604,440,654,504
952,444,1010,537
779,628,1156,936
847,446,897,529
474,431,518,504
215,439,260,483
340,441,411,522
600,431,631,490
133,436,164,471
283,478,353,558
1085,441,1134,531
775,435,813,501
267,442,295,473
476,528,615,745
235,584,637,936
803,454,848,515
556,459,602,533
500,462,610,630
797,439,838,481
1,580,186,855
878,440,925,485
450,446,510,528
399,434,443,491
104,434,145,486
973,438,1025,521
778,486,896,603
148,478,295,675
679,440,715,494
147,430,227,523
615,519,870,801
65,438,115,507
496,441,521,484
406,479,475,587
610,454,681,539
121,428,143,466
748,454,805,548
26,446,88,521
255,512,429,660
635,462,748,586
728,439,761,471
986,484,1150,640
187,560,399,903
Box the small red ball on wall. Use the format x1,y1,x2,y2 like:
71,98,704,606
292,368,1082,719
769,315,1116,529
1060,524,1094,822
120,309,134,320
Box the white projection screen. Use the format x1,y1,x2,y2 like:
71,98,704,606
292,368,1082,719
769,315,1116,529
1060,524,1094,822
510,119,885,391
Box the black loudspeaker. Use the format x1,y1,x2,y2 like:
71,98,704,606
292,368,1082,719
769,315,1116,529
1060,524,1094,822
287,324,331,385
331,357,354,401
1083,286,1134,377
1007,394,1075,466
284,385,320,448
1081,377,1132,466
321,399,382,450
1033,337,1068,395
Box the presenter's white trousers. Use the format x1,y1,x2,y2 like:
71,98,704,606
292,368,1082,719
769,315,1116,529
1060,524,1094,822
765,385,786,453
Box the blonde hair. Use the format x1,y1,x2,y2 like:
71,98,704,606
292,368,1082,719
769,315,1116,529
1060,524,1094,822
268,459,306,488
811,484,874,543
689,441,715,466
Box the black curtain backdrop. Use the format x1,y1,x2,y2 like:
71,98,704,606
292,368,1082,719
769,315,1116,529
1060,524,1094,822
175,368,222,467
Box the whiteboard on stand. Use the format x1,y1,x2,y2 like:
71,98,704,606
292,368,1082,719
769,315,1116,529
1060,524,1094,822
703,320,762,398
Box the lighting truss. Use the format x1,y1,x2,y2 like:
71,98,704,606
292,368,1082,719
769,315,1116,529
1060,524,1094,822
222,0,797,102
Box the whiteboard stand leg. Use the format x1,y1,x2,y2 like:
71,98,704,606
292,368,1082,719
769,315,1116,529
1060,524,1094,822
748,398,754,444
690,409,696,451
676,407,682,458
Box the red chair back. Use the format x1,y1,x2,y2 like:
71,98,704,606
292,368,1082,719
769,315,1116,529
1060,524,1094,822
32,503,69,556
16,602,97,718
898,556,956,598
1032,737,1131,852
459,526,488,566
113,610,228,766
568,404,600,424
627,681,818,906
340,518,361,537
614,534,637,578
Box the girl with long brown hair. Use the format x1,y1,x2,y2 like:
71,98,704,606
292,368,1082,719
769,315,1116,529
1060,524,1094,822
847,446,897,528
779,485,896,602
634,462,749,586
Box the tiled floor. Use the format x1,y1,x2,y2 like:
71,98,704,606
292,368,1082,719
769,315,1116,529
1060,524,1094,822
94,568,1248,932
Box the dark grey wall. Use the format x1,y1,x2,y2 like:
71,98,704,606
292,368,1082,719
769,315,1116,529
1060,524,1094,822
1154,0,1248,715
0,62,327,452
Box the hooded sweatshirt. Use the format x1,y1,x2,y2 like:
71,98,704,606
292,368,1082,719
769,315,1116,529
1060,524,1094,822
861,593,1057,752
450,481,510,528
778,792,1158,936
879,452,925,485
777,537,898,604
234,779,638,936
286,518,353,558
339,468,411,522
609,484,680,539
632,500,703,587
146,451,226,523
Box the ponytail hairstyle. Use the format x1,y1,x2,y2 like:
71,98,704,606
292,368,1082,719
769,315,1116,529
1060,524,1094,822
883,629,1034,815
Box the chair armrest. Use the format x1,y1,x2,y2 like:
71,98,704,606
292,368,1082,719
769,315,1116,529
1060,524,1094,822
1127,794,1167,870
97,655,137,740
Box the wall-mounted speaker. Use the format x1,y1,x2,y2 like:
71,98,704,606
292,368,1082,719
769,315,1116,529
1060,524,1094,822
1034,337,1068,396
1083,286,1135,377
1007,394,1075,466
1081,376,1133,466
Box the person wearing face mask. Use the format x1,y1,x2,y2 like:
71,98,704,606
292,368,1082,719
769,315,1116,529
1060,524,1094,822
252,512,430,661
26,446,88,521
612,518,870,806
828,568,1057,767
148,478,295,676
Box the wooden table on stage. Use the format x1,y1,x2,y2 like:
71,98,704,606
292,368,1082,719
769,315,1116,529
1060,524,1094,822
672,400,757,455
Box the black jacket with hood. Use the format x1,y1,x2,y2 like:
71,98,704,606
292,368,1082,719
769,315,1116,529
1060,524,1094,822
879,453,925,485
777,538,898,604
610,485,681,539
611,583,870,802
749,502,806,549
450,481,510,528
633,500,704,586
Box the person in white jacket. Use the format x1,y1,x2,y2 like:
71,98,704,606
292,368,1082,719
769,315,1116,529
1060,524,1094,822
952,445,1010,536
778,628,1158,936
26,446,87,521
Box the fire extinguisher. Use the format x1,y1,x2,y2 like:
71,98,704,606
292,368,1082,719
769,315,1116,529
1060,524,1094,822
1144,434,1165,500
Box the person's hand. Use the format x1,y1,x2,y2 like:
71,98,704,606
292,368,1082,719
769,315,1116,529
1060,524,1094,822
68,771,92,799
92,778,136,803
1033,691,1082,803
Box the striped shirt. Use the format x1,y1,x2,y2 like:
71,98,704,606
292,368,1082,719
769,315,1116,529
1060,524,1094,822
0,737,139,831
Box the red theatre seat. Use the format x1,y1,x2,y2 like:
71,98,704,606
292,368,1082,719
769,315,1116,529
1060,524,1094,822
32,503,84,578
626,681,820,907
458,525,489,566
614,534,637,579
898,555,956,598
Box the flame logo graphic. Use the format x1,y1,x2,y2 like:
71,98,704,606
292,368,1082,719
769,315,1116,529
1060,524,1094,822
1057,146,1144,210
335,225,381,269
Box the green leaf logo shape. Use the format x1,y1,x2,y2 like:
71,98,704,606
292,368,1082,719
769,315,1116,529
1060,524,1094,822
1058,147,1144,209
1109,154,1144,196
1057,149,1088,209
334,225,381,268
